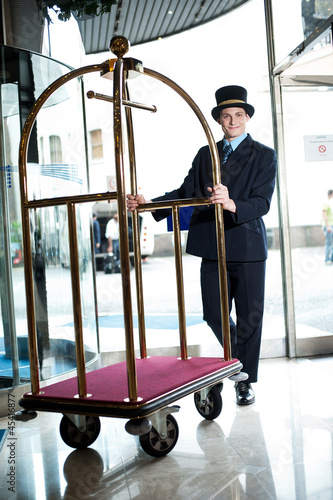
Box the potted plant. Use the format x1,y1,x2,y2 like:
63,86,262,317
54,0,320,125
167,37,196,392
36,0,117,23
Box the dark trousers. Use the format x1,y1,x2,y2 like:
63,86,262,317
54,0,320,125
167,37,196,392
201,259,266,383
112,239,120,260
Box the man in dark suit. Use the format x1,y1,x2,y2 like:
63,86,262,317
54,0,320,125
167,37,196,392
92,213,101,254
127,86,277,405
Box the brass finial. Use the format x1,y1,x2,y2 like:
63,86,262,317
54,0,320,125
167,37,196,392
109,36,130,58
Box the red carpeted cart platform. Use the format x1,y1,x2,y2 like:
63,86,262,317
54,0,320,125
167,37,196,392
19,356,243,455
19,357,242,418
17,36,247,457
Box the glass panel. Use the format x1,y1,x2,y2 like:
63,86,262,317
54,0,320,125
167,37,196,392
1,75,28,387
281,84,333,341
0,46,98,389
29,204,97,379
272,0,332,64
82,0,286,359
26,76,88,201
0,167,22,388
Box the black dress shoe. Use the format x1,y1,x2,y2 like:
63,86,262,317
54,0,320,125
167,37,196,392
235,382,255,405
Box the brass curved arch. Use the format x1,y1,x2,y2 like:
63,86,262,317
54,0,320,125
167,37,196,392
18,62,108,202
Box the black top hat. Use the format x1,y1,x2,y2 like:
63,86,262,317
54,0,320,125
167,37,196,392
211,85,255,121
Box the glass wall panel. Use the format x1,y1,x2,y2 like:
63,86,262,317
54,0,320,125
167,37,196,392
276,27,333,353
0,46,98,389
82,0,286,359
281,83,333,346
28,203,97,379
27,79,90,201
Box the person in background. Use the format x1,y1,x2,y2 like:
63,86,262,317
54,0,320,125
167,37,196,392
127,85,277,406
92,213,101,254
322,189,333,265
105,212,120,260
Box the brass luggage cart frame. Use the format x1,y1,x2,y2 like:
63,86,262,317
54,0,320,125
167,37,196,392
17,37,245,456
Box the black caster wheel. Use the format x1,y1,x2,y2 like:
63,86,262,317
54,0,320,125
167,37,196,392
194,385,223,420
60,415,101,449
139,414,179,457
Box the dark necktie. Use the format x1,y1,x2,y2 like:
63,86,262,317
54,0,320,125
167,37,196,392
222,143,233,164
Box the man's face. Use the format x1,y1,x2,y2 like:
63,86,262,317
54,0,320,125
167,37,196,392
217,107,250,141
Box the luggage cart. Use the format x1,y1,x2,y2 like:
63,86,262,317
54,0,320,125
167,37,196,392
17,36,247,457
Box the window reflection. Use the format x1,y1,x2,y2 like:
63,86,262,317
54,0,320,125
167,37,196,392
29,204,96,380
49,135,63,164
90,129,104,160
302,0,333,39
0,46,98,389
272,0,333,63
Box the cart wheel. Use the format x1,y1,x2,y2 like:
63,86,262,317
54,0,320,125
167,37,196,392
139,414,179,457
60,415,101,449
194,385,223,420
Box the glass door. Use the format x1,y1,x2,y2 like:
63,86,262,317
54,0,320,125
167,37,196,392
279,43,333,356
0,46,99,391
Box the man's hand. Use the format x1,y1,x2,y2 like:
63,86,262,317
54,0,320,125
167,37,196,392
126,193,146,212
207,183,236,213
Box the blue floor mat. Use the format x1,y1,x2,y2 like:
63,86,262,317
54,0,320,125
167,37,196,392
0,429,8,453
0,338,30,378
95,314,203,329
0,354,30,378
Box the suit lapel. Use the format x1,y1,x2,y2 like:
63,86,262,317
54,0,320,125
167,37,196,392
220,135,252,186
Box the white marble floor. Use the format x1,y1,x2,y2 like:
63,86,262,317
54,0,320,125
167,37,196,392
0,355,333,499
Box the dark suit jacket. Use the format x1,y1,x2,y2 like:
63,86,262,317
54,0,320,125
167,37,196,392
152,134,277,262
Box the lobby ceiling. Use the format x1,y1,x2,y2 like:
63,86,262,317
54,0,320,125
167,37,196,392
76,0,250,54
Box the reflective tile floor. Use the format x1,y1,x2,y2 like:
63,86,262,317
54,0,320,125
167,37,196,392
0,355,333,500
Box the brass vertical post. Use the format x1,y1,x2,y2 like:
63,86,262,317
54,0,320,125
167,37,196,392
124,82,147,359
172,206,188,359
113,58,138,401
67,202,87,398
19,130,40,394
214,204,231,360
22,206,41,393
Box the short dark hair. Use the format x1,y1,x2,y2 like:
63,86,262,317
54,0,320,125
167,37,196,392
328,190,333,197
